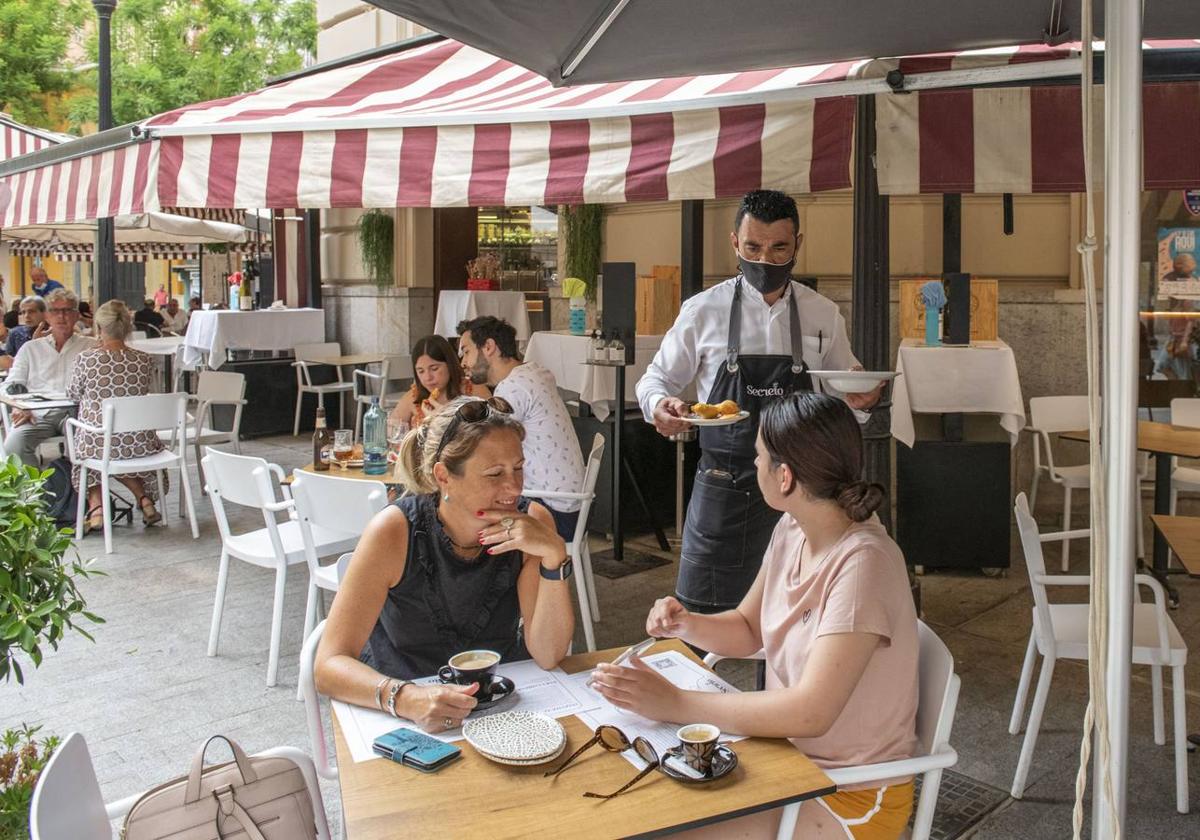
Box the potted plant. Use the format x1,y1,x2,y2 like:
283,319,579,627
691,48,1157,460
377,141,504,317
0,456,102,829
357,209,395,288
560,204,603,301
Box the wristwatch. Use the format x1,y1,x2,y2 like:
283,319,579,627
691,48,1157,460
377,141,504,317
540,558,574,581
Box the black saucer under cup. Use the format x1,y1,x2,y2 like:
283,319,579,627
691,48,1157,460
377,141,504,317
438,650,502,699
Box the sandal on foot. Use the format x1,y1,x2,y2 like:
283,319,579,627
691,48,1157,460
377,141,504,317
139,496,162,526
82,505,104,536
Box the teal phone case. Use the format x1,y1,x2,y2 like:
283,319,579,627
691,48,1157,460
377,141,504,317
372,726,462,772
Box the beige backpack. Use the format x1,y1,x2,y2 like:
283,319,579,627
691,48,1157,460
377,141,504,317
121,736,317,840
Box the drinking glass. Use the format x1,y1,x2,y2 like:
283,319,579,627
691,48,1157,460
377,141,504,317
333,429,354,469
387,418,409,452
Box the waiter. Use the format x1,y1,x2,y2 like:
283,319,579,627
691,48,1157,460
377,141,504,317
636,190,882,614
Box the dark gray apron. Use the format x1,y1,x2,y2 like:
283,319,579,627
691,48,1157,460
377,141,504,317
677,279,814,610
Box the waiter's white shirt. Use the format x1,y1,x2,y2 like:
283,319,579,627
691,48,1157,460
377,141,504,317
636,277,860,421
5,333,99,400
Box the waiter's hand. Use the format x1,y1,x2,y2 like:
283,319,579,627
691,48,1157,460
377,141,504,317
843,364,884,411
652,396,692,436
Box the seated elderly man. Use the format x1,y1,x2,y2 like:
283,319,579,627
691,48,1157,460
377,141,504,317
162,298,189,334
1,290,98,467
0,296,49,371
134,298,166,334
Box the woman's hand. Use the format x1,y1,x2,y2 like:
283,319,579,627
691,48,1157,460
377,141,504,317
478,509,566,563
401,682,480,732
646,596,691,639
590,656,684,722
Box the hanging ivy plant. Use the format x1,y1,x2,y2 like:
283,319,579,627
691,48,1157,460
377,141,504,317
561,204,603,300
357,210,394,287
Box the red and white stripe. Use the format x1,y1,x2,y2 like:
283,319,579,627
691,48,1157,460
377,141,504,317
272,209,309,307
0,116,63,162
7,238,267,262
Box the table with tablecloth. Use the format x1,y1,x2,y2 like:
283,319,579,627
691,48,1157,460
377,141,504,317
891,338,1026,447
434,291,531,343
181,308,325,369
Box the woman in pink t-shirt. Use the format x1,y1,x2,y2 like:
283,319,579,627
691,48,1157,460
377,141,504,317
592,392,919,840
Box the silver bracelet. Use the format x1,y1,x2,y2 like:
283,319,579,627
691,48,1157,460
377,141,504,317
373,676,391,711
386,679,411,718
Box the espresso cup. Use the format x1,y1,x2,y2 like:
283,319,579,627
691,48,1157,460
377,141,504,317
676,723,721,774
438,650,501,698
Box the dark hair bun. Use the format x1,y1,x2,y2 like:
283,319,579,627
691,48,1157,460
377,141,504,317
837,480,885,522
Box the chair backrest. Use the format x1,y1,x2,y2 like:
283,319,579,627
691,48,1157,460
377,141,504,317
1028,395,1089,434
1014,492,1054,639
30,732,112,840
130,330,147,341
195,370,246,403
1171,397,1200,428
385,354,414,387
294,341,341,363
914,620,961,757
569,433,606,546
300,619,337,780
292,470,388,574
104,392,187,436
202,447,280,510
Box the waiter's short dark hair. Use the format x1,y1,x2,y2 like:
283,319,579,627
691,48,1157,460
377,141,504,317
735,190,799,234
458,315,519,360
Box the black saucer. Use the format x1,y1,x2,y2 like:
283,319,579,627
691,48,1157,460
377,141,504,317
439,674,516,711
659,744,739,783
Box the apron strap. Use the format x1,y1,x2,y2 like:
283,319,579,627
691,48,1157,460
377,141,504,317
726,279,742,372
788,285,805,373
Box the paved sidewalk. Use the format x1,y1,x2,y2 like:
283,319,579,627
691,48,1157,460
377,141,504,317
4,434,1200,838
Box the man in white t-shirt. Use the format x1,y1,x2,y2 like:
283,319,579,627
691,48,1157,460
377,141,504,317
162,298,189,334
457,316,585,541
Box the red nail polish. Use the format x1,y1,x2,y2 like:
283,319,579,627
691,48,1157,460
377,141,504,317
487,548,496,554
479,538,485,544
476,510,484,517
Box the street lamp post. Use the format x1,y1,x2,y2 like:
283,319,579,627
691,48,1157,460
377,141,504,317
92,0,118,304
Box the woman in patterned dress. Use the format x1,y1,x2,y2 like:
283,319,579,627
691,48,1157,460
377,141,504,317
388,335,491,428
68,300,169,534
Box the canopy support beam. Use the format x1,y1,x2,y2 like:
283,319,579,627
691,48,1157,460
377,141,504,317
680,200,704,301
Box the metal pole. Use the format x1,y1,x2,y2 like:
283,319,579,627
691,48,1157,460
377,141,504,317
680,200,705,300
1094,0,1140,833
92,0,118,304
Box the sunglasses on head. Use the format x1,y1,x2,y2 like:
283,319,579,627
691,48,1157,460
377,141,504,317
543,724,661,800
433,397,513,463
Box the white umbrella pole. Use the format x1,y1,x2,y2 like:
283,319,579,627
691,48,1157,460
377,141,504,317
1094,0,1141,834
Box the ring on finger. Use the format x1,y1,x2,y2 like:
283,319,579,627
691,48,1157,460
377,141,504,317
444,717,454,729
500,516,515,529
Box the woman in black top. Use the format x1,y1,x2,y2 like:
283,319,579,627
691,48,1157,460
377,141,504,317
315,396,575,732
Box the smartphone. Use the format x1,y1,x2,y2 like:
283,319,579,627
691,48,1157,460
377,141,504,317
372,726,462,773
587,637,656,687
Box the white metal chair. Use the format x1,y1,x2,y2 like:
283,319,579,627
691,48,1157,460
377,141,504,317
29,731,331,840
1008,492,1188,813
0,400,65,465
1028,395,1146,570
704,620,960,840
203,449,360,687
159,370,246,499
300,620,338,781
66,393,199,555
351,356,391,442
292,341,355,436
524,432,605,651
292,469,388,648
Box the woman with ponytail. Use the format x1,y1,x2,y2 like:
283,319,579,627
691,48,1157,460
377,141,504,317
592,392,918,839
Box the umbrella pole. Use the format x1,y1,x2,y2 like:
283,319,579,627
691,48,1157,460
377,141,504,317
1094,0,1141,833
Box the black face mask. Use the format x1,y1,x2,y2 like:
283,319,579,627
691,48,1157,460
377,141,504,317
736,253,795,295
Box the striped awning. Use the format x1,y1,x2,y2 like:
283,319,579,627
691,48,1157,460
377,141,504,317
0,114,68,163
7,239,268,262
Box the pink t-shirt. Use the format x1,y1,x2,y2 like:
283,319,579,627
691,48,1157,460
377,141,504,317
759,515,918,774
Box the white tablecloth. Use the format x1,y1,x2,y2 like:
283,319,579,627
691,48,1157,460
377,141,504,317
434,291,531,343
891,338,1025,448
182,308,325,369
524,331,684,421
127,336,184,356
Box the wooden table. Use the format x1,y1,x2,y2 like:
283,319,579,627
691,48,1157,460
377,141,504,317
332,640,835,839
1150,514,1200,577
1061,420,1200,580
288,462,403,485
324,354,387,368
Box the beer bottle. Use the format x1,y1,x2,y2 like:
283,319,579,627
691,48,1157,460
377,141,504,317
312,407,332,471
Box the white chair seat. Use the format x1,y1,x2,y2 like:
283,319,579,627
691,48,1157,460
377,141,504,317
77,450,182,474
311,560,341,591
1053,464,1091,487
158,426,233,445
225,520,357,567
1171,465,1200,491
1040,604,1187,666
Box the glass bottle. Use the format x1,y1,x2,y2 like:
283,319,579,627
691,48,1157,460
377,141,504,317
608,332,625,364
362,397,388,475
238,271,252,311
589,330,605,362
312,408,332,471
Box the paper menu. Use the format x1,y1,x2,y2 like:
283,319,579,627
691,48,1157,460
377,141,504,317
332,659,598,763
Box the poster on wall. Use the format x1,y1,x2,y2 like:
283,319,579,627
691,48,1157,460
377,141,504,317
1157,227,1200,299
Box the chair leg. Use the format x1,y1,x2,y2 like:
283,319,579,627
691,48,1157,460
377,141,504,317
1061,487,1072,572
581,542,600,621
298,581,320,702
570,547,597,652
1152,664,1166,745
1011,653,1056,798
195,439,207,496
1172,665,1189,814
1009,632,1037,734
1029,470,1040,513
207,549,230,656
100,471,114,555
1136,489,1145,560
910,768,944,840
293,390,303,437
74,464,88,541
773,802,801,840
177,465,198,539
354,400,365,444
266,563,288,687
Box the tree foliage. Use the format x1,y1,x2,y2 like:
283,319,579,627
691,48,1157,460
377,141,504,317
0,0,88,128
69,0,317,128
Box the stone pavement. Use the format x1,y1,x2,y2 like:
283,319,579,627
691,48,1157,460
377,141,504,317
5,433,1200,838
